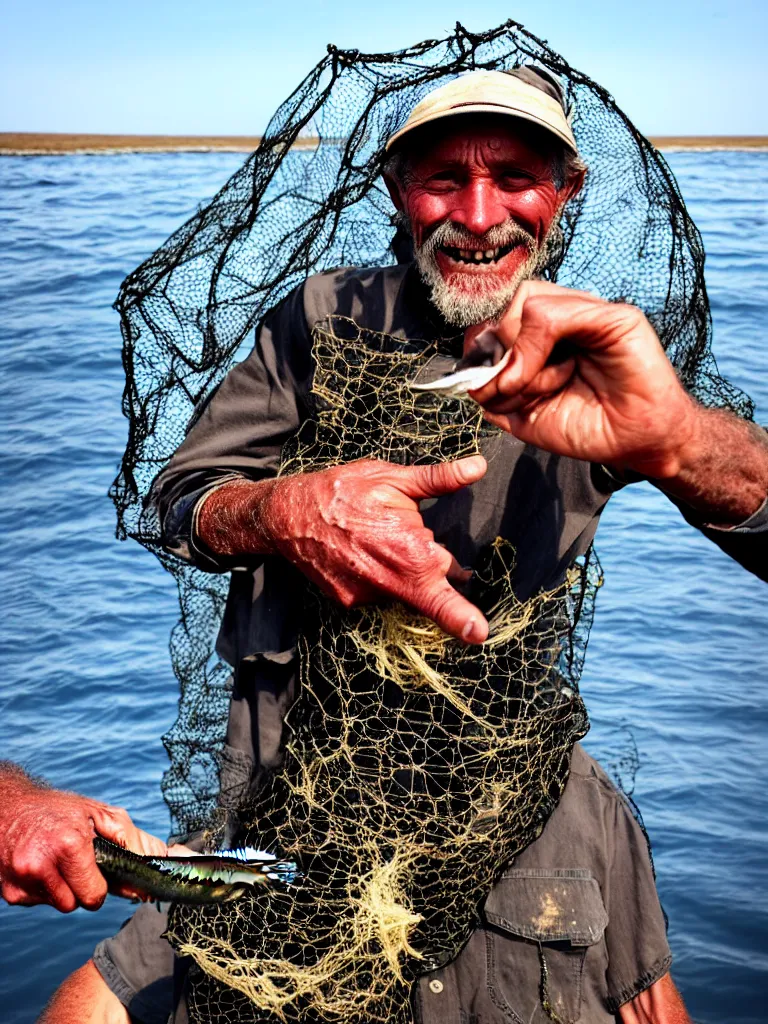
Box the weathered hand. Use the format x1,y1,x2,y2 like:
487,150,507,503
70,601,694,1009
470,281,696,478
261,456,489,643
0,772,167,912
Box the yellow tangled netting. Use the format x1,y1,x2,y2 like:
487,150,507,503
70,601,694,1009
166,318,598,1023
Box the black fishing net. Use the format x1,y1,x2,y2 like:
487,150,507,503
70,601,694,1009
109,18,753,1023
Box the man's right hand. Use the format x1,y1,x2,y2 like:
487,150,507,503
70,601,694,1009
0,766,167,913
198,455,489,643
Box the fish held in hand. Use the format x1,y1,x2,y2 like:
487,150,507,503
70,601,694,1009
410,342,511,399
93,836,298,904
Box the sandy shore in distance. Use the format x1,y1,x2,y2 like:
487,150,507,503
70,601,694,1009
0,133,307,155
2,132,768,155
649,136,768,151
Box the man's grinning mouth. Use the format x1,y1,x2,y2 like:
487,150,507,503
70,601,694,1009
440,243,518,265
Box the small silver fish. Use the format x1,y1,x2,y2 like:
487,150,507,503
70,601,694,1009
94,836,298,904
410,324,512,399
409,349,512,398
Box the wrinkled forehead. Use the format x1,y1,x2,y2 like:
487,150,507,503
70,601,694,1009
392,113,559,173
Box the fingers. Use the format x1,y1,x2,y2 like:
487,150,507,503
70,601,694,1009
53,869,100,912
405,576,489,645
2,860,81,913
90,804,168,858
476,358,577,416
294,457,489,641
54,829,108,911
326,530,485,643
387,541,487,643
112,883,152,902
485,280,599,357
392,455,487,500
167,844,198,856
443,550,472,585
2,880,46,908
126,827,168,859
471,284,616,408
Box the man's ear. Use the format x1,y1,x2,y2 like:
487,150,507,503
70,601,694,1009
560,167,586,204
383,171,405,212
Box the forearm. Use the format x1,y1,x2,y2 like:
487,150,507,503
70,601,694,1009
624,404,768,526
195,478,283,560
618,972,691,1024
0,762,46,805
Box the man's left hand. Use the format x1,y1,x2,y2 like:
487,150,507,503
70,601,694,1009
471,280,695,479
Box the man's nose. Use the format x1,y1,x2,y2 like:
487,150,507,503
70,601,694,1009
451,180,508,237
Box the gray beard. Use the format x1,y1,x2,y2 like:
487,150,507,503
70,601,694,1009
409,217,559,328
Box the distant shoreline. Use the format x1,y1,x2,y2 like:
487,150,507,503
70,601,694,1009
2,132,768,156
0,133,306,155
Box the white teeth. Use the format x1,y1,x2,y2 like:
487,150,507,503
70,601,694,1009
459,249,470,259
485,249,495,259
474,250,483,261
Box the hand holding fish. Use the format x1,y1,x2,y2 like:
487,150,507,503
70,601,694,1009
0,764,167,913
468,280,697,480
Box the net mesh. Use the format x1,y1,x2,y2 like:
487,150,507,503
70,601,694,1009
165,316,597,1021
109,18,752,1022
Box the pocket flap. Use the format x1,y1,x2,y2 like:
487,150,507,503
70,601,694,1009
483,869,608,946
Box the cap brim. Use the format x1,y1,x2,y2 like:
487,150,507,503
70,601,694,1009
386,102,578,155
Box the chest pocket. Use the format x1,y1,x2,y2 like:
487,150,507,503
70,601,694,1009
483,869,610,1024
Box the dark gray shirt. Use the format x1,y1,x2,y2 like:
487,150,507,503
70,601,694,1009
412,743,671,1022
156,262,624,802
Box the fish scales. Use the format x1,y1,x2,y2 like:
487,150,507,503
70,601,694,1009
93,836,297,904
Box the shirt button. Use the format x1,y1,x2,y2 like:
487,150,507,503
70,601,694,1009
428,979,444,994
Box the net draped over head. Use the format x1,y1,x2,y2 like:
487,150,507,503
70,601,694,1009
110,19,752,1023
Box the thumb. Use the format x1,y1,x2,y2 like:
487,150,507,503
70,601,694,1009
413,579,489,645
395,455,487,500
89,803,167,858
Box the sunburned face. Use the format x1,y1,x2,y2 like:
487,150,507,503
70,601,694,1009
386,118,582,326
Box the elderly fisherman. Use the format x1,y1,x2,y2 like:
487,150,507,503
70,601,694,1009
14,67,767,1022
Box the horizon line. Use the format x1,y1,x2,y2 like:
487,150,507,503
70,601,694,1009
2,131,768,156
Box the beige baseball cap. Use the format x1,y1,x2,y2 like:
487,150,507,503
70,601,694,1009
385,69,578,155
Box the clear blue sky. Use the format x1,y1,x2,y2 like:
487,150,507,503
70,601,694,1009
2,0,766,135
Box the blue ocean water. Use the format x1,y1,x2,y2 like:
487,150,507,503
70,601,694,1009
0,150,766,1023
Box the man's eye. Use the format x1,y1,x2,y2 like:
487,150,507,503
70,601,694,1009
499,172,535,189
426,171,461,188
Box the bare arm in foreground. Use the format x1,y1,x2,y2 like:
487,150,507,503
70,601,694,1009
39,961,130,1024
0,762,167,912
618,972,692,1024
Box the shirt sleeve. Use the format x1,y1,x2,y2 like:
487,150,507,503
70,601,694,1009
672,493,768,583
601,792,672,1011
151,283,314,573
